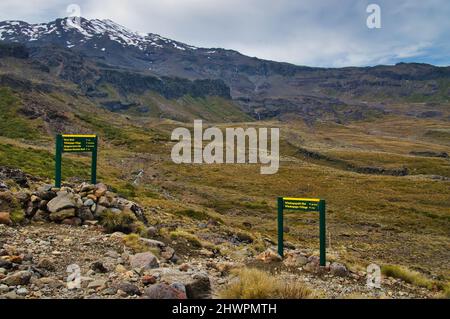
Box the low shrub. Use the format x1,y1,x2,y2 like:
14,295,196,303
220,268,313,299
381,265,433,289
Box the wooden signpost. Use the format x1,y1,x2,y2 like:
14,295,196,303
55,134,98,188
277,197,326,266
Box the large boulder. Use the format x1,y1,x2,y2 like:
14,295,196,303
115,282,141,296
330,262,348,277
129,252,159,270
49,208,76,222
147,268,211,299
143,283,187,299
47,192,77,213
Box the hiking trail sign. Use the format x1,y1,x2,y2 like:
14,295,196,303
55,134,98,188
277,197,326,266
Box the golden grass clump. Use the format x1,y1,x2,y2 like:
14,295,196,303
170,230,202,248
122,234,160,255
381,265,434,289
220,268,313,299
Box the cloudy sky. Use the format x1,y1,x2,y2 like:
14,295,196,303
0,0,449,67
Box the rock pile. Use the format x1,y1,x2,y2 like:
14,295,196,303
0,182,146,229
0,224,214,299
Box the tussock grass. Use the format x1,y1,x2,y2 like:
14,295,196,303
381,265,434,289
99,209,142,234
170,230,202,248
442,283,450,299
123,233,160,255
220,268,313,299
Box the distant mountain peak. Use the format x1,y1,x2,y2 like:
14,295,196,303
0,17,198,52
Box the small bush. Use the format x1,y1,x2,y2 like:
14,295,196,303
438,283,450,299
99,209,140,234
170,230,202,248
10,208,25,224
123,234,159,255
220,268,312,299
381,265,433,289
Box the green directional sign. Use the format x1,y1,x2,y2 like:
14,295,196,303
55,134,98,188
277,197,326,266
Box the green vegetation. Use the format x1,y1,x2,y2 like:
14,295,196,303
0,87,40,140
170,230,202,248
0,143,89,180
381,265,434,289
10,207,25,224
123,233,159,255
220,268,313,299
74,113,131,146
99,209,143,234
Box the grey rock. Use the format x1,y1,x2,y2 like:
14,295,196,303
31,210,49,222
95,205,108,215
38,184,53,192
304,262,319,273
330,262,348,277
1,291,18,299
170,282,186,294
61,217,82,226
47,192,77,213
0,258,12,270
161,247,175,261
49,208,76,222
90,261,109,273
37,258,56,271
35,277,64,288
1,271,32,286
147,268,211,299
294,255,309,266
78,206,95,221
0,284,9,293
16,287,28,296
129,252,159,270
83,199,95,206
87,279,107,289
98,196,111,208
140,238,165,249
115,282,141,296
145,226,158,237
143,283,187,299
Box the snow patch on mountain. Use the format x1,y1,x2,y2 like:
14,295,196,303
0,17,198,52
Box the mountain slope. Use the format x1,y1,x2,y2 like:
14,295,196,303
1,17,449,122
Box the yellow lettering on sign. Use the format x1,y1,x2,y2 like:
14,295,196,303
62,134,97,138
283,198,320,202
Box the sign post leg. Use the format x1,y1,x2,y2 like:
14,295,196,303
277,197,284,258
55,134,62,188
319,200,326,266
91,137,98,184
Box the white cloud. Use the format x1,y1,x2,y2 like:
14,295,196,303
0,0,448,67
